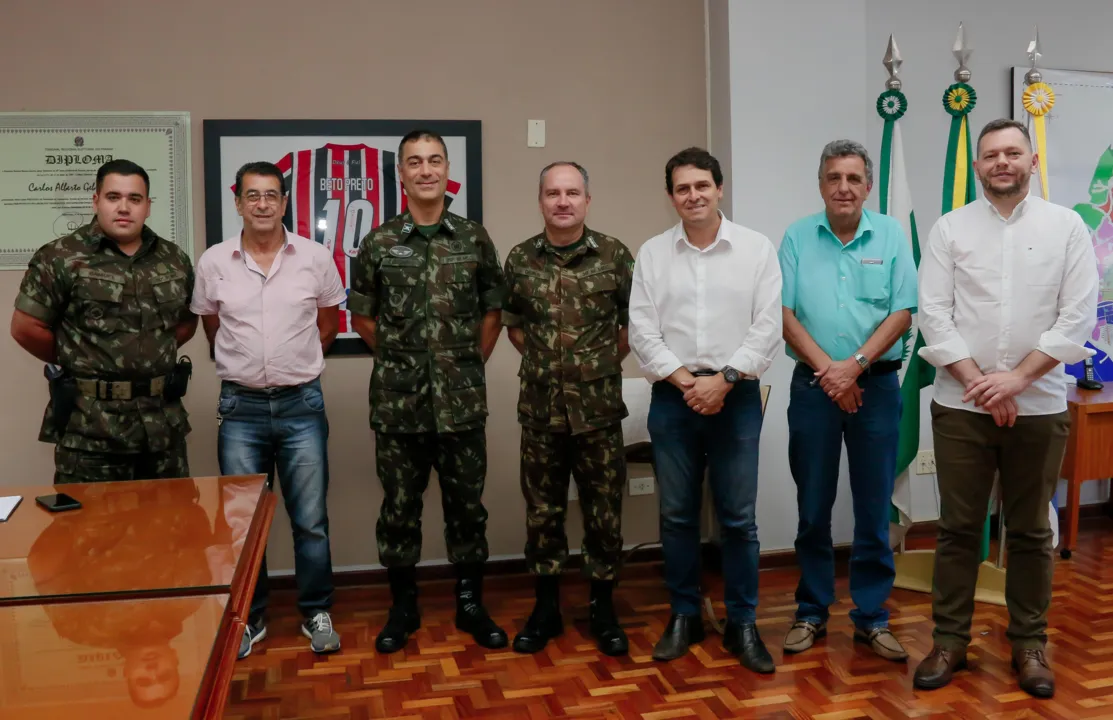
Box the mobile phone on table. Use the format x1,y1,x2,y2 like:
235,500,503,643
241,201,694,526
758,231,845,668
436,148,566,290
35,493,82,512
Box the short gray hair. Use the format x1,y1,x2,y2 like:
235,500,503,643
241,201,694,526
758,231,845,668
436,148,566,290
539,161,590,197
818,139,873,186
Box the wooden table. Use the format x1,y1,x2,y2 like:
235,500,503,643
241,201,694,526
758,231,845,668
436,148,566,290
0,594,237,719
0,475,276,718
1061,385,1113,558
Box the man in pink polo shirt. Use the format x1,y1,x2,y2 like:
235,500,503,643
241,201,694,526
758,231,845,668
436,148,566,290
191,161,345,659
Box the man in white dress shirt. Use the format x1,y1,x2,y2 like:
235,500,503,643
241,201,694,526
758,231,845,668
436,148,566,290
913,119,1098,697
629,147,782,673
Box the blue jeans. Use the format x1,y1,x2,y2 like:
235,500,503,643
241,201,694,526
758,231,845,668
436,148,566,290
647,379,763,623
787,363,900,630
217,377,334,624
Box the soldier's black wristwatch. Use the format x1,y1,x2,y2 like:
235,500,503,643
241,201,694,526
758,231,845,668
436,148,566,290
721,366,741,384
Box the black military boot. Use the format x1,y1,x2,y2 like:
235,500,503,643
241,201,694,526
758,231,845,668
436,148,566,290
589,579,629,656
512,574,563,653
454,562,508,648
375,566,420,653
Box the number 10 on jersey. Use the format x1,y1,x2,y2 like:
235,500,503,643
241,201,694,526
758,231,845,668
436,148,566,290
320,197,377,258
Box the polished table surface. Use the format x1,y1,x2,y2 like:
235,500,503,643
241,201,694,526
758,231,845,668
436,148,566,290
0,593,232,719
0,475,269,606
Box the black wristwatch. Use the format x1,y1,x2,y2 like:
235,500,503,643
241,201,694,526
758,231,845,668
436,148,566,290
721,366,741,384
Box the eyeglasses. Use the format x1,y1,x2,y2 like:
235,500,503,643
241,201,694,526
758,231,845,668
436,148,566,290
242,191,283,205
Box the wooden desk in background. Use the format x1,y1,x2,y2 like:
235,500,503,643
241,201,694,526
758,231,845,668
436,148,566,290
1061,385,1113,559
0,475,276,718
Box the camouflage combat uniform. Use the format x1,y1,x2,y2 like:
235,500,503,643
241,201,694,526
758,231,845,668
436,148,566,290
348,210,506,568
503,229,634,581
14,220,194,484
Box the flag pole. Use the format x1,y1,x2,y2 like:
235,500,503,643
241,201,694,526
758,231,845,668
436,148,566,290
879,34,937,595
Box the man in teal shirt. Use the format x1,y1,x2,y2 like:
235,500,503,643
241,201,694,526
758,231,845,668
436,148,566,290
777,140,917,661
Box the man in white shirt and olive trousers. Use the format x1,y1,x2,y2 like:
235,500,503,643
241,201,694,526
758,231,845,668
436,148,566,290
629,147,782,673
914,119,1098,698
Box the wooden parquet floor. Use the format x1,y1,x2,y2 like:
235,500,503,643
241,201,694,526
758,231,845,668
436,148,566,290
223,521,1113,719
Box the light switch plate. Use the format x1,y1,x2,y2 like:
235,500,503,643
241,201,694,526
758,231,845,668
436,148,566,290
527,119,545,147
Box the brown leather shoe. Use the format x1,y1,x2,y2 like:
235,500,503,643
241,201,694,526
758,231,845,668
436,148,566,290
912,645,967,690
1012,648,1055,698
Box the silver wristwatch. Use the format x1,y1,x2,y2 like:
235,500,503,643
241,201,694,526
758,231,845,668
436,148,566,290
853,352,870,370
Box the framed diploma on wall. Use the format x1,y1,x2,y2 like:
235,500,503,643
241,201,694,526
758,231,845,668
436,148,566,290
0,111,192,269
202,119,483,357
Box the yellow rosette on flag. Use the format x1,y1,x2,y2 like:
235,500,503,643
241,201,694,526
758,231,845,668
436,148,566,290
1022,30,1054,199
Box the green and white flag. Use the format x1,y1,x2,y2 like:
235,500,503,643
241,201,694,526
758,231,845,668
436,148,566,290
877,86,935,546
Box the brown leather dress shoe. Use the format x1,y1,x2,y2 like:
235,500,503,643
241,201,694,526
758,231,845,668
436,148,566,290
1012,648,1055,698
912,645,967,690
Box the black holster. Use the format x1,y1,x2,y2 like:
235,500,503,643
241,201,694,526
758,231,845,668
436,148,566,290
165,355,193,402
44,364,77,430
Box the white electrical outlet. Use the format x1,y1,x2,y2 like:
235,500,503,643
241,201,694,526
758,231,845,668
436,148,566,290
916,450,936,475
629,477,654,496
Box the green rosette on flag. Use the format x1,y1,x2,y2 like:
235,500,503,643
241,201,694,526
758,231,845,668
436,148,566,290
941,82,978,214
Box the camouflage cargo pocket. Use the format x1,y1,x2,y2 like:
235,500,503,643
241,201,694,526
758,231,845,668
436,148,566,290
513,269,550,317
73,270,125,334
578,270,617,322
370,359,425,427
151,270,188,328
381,265,420,318
445,352,486,425
579,352,624,423
516,359,551,424
438,262,479,316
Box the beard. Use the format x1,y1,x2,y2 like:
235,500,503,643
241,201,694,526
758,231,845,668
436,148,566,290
979,172,1027,198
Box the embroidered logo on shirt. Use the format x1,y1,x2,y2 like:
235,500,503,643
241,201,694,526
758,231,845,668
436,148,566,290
389,245,415,258
860,258,883,265
401,222,414,235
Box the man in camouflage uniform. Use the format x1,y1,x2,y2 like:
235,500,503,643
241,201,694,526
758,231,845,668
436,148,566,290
10,159,197,484
349,129,508,653
504,161,633,656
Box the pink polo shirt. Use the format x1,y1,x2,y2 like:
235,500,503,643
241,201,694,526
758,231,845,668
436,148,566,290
191,231,346,388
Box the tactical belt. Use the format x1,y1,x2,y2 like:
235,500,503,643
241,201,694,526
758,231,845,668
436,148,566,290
75,375,168,400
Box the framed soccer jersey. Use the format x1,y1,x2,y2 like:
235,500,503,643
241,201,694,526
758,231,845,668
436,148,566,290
202,119,482,356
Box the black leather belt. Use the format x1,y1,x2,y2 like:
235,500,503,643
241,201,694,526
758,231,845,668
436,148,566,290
797,360,901,376
222,380,302,397
691,370,720,377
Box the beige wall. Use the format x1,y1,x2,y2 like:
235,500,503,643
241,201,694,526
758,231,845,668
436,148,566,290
0,0,707,572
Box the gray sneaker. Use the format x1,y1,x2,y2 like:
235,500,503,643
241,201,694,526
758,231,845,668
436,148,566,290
238,622,267,659
302,611,340,654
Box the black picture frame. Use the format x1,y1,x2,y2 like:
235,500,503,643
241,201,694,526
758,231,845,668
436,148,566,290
201,119,483,356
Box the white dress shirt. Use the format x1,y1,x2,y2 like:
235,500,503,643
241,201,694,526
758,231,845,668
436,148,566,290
629,212,783,381
918,195,1099,415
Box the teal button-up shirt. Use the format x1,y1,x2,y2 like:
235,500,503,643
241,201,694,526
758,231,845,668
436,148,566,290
778,209,917,363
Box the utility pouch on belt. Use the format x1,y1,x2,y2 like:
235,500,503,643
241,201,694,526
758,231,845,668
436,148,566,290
165,355,193,402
